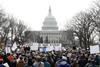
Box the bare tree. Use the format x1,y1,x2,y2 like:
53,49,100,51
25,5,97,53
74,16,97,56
14,20,27,45
71,11,97,49
91,0,100,41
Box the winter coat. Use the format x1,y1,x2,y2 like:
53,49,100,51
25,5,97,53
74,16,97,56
33,62,44,67
78,59,87,67
43,61,51,67
16,60,24,67
95,55,100,65
27,58,33,66
10,60,17,67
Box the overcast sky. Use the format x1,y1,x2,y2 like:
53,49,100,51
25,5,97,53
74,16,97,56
0,0,95,30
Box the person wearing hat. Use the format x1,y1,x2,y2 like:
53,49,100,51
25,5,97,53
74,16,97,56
33,55,44,67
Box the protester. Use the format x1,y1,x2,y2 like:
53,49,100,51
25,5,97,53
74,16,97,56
0,45,99,67
33,55,44,67
95,55,100,67
16,57,24,67
42,57,51,67
55,56,71,67
26,57,33,67
8,57,16,67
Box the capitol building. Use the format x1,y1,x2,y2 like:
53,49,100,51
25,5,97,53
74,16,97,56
26,7,68,44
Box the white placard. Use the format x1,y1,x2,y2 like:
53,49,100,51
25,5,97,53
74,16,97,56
5,47,11,54
39,47,44,52
3,63,9,67
30,43,38,50
47,43,62,51
54,43,62,51
54,46,61,51
90,45,100,54
11,42,17,51
31,43,62,51
47,46,54,51
30,46,38,51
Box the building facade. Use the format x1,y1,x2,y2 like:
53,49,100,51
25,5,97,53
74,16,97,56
40,31,62,43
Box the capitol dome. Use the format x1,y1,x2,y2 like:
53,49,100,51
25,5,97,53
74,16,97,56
42,7,58,31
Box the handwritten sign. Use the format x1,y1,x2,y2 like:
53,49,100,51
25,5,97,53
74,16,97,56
90,45,100,54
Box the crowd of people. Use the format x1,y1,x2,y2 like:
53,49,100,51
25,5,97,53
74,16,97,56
0,46,99,67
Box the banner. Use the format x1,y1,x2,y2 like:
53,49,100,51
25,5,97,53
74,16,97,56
32,43,62,51
39,43,62,52
90,45,100,54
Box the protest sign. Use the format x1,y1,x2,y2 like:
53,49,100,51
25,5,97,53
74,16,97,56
39,47,43,52
39,47,46,52
5,47,11,54
30,43,38,50
54,43,62,51
32,43,62,51
3,63,9,67
90,45,100,54
11,42,17,51
47,46,54,51
54,46,61,51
